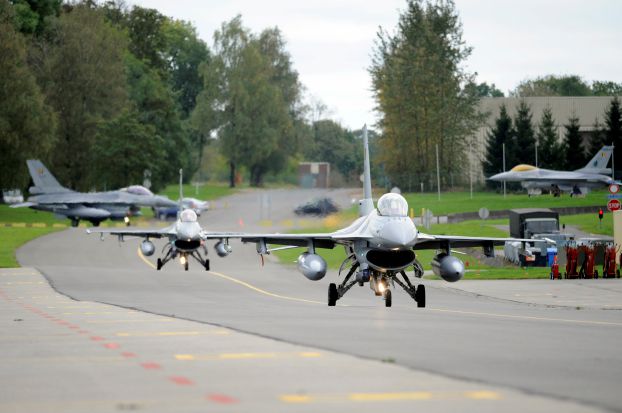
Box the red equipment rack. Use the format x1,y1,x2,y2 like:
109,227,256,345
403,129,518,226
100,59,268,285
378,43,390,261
564,245,579,279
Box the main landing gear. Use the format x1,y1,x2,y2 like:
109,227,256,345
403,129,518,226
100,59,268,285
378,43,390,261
328,262,426,308
155,245,210,271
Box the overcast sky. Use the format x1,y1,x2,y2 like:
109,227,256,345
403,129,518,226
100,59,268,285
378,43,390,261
132,0,622,130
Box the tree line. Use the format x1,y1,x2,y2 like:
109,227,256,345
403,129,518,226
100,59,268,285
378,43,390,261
483,97,622,186
1,0,364,193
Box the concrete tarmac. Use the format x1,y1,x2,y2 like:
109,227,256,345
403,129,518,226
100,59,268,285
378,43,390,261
9,188,622,412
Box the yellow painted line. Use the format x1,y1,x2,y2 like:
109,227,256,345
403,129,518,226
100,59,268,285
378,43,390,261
465,391,502,400
137,247,157,269
115,331,226,337
136,245,334,306
280,390,502,403
430,308,622,327
350,392,433,401
281,395,312,403
207,270,327,305
87,319,173,323
175,351,324,361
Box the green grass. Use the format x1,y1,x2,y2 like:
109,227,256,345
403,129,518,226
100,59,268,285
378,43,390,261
402,190,607,216
0,227,61,267
0,205,60,224
560,213,612,236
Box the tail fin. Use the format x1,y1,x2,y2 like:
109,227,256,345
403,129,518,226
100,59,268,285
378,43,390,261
179,168,184,216
26,160,70,194
358,125,374,216
576,146,613,174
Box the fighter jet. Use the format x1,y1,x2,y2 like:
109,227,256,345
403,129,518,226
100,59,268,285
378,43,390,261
86,170,228,271
11,160,177,226
214,126,534,307
488,146,616,196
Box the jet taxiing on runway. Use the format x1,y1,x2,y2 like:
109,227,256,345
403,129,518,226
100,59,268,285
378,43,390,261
87,170,228,271
488,146,616,195
212,126,534,307
11,160,177,227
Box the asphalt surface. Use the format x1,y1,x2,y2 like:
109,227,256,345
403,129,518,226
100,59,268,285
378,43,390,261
8,187,622,412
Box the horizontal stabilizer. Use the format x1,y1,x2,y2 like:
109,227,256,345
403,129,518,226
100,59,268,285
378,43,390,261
9,202,36,208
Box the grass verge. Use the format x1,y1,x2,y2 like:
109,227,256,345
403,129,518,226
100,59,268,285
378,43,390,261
0,227,62,267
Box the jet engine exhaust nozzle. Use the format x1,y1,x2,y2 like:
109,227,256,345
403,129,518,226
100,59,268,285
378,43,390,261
140,240,155,256
431,253,465,282
297,252,327,281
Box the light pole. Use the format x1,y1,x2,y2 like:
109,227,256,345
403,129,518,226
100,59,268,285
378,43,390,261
502,143,506,199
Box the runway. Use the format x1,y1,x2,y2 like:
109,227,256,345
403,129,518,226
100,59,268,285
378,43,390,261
8,188,622,412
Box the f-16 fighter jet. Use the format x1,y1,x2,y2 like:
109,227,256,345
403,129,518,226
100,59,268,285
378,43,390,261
215,126,535,307
488,146,616,196
11,160,177,226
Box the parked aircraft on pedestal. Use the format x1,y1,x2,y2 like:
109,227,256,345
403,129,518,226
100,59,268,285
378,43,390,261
488,146,616,196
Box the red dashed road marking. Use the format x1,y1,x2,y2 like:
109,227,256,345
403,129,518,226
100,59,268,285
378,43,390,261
207,394,238,404
169,376,194,386
140,362,161,370
104,343,120,349
77,330,89,334
90,336,105,341
121,352,137,358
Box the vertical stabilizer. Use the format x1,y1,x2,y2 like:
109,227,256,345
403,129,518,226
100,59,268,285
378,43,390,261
178,169,184,216
26,160,70,194
359,125,374,216
577,146,613,173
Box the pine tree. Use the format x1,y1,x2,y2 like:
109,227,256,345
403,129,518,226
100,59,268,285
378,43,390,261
514,100,536,164
536,107,560,169
587,117,606,159
561,114,586,170
483,105,514,188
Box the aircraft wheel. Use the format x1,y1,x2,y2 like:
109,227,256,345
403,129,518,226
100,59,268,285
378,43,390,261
416,284,426,308
71,219,79,227
328,283,338,306
594,270,599,279
384,290,392,307
184,261,189,271
204,259,210,271
156,259,163,271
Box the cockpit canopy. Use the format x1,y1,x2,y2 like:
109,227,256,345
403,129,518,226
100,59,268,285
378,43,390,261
122,185,154,196
377,193,409,217
180,209,198,222
510,164,537,172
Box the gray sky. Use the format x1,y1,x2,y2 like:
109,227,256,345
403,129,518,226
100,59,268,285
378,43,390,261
133,0,622,130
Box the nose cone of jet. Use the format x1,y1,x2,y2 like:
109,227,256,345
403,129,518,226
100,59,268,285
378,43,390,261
488,172,509,182
380,221,416,247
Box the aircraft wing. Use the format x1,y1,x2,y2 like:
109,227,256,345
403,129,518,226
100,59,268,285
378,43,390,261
201,232,371,249
86,226,175,239
413,233,535,250
9,202,37,208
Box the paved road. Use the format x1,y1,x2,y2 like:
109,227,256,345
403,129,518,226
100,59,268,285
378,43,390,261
10,188,622,412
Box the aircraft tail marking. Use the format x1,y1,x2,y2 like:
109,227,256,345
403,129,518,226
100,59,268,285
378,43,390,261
26,160,70,194
576,146,613,174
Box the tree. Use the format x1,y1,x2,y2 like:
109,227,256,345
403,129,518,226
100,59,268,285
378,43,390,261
513,100,536,165
536,107,561,169
561,114,586,170
194,16,303,187
9,0,60,34
603,97,622,177
35,5,127,189
304,120,362,182
483,105,513,188
592,81,622,96
91,110,165,190
369,0,482,189
0,1,57,190
161,19,210,118
587,117,606,159
512,75,592,97
475,82,504,97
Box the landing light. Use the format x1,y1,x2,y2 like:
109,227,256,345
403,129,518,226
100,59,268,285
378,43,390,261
180,256,187,265
378,281,386,293
124,216,130,224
